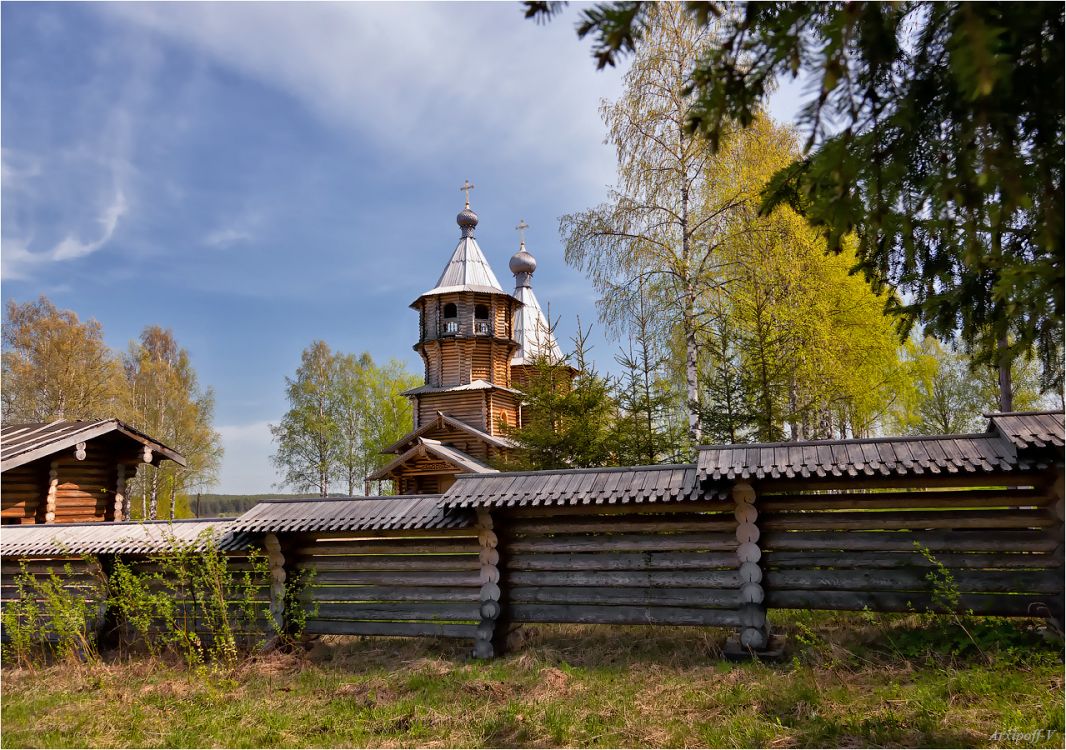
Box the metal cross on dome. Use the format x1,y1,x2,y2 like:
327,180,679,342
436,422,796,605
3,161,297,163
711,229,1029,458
516,219,529,245
459,179,475,208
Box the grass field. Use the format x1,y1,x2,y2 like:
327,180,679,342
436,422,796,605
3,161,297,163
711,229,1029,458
2,613,1062,748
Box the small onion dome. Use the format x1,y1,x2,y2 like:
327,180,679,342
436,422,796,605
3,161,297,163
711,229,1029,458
457,207,479,230
509,247,537,275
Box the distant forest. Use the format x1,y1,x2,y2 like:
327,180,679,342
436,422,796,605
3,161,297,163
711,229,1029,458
191,493,318,518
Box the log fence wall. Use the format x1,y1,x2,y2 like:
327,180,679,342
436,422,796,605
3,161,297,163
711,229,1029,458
2,474,1063,657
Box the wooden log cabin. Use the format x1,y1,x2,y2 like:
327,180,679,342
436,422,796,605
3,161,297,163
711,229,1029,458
0,420,186,524
369,194,564,494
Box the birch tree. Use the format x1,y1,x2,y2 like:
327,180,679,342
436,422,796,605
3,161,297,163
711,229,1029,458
561,3,738,445
122,326,222,519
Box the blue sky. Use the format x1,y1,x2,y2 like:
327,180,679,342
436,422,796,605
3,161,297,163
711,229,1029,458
2,2,803,493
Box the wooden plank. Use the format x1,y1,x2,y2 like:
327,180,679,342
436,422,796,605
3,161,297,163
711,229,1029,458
303,619,476,638
312,601,480,621
759,530,1058,553
763,568,1062,594
508,585,739,608
508,603,741,627
761,551,1062,570
294,556,479,572
503,500,730,518
507,516,734,535
759,489,1053,512
507,569,740,588
749,471,1054,493
764,589,1056,617
307,570,481,587
759,509,1055,531
505,533,737,554
291,537,477,555
507,551,738,572
300,585,480,603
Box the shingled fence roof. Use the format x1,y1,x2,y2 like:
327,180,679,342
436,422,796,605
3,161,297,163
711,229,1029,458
440,464,716,509
228,495,472,534
0,519,251,557
697,411,1064,482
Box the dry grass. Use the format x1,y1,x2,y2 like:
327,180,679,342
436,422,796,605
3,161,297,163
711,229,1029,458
2,614,1063,748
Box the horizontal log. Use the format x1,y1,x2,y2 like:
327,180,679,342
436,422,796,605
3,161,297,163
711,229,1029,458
752,471,1051,493
508,516,734,535
507,551,737,572
760,509,1055,532
293,555,479,572
1,561,96,575
765,589,1061,618
303,619,476,638
292,538,478,556
507,585,739,608
504,501,733,518
311,601,480,621
759,530,1058,553
300,585,480,603
760,488,1052,512
506,533,737,554
291,528,477,541
763,568,1062,594
508,569,740,588
509,603,741,627
309,570,481,587
761,551,1063,570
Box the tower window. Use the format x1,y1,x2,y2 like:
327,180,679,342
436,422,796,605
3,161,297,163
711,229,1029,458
442,302,458,334
474,304,490,335
443,303,457,318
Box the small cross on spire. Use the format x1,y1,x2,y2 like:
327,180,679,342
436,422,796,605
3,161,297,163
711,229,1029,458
516,219,529,246
459,179,475,208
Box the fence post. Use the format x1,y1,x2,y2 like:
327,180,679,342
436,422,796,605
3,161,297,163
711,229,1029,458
732,481,770,653
263,533,286,639
473,510,500,659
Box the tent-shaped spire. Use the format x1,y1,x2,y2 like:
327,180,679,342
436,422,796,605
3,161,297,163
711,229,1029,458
412,201,508,303
509,232,562,365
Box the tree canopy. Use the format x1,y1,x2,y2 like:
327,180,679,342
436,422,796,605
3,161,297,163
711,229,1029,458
1,297,124,423
270,341,419,495
528,0,1064,400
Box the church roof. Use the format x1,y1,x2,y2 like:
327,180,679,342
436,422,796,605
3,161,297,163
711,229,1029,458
402,379,522,397
382,411,517,455
411,204,511,304
366,437,497,481
511,282,562,365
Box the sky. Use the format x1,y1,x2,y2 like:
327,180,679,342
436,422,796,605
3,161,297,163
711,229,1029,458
2,2,804,494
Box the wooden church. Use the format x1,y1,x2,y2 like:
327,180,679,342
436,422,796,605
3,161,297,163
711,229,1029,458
368,186,561,494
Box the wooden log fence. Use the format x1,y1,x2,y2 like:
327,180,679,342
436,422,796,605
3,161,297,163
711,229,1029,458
2,473,1063,657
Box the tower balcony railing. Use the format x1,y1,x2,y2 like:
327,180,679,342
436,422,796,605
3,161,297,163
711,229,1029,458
474,321,492,336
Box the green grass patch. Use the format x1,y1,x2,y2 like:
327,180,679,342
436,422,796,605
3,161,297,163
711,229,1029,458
2,615,1062,748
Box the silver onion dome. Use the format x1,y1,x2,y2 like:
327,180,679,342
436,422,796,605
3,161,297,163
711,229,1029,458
457,207,479,231
509,247,537,276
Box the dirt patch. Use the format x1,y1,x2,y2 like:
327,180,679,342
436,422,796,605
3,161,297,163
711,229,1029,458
529,666,577,703
333,680,400,707
462,678,514,701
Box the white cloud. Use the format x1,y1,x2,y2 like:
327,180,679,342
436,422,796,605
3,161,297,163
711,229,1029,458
98,3,623,191
215,419,280,494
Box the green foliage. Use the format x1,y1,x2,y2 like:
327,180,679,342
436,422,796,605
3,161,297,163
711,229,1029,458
122,326,223,521
1,296,125,422
892,335,1058,435
1,559,106,666
504,322,617,470
271,341,419,496
533,0,1064,399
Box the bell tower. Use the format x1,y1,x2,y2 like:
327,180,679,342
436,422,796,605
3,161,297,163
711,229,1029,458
407,185,523,435
368,183,524,495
